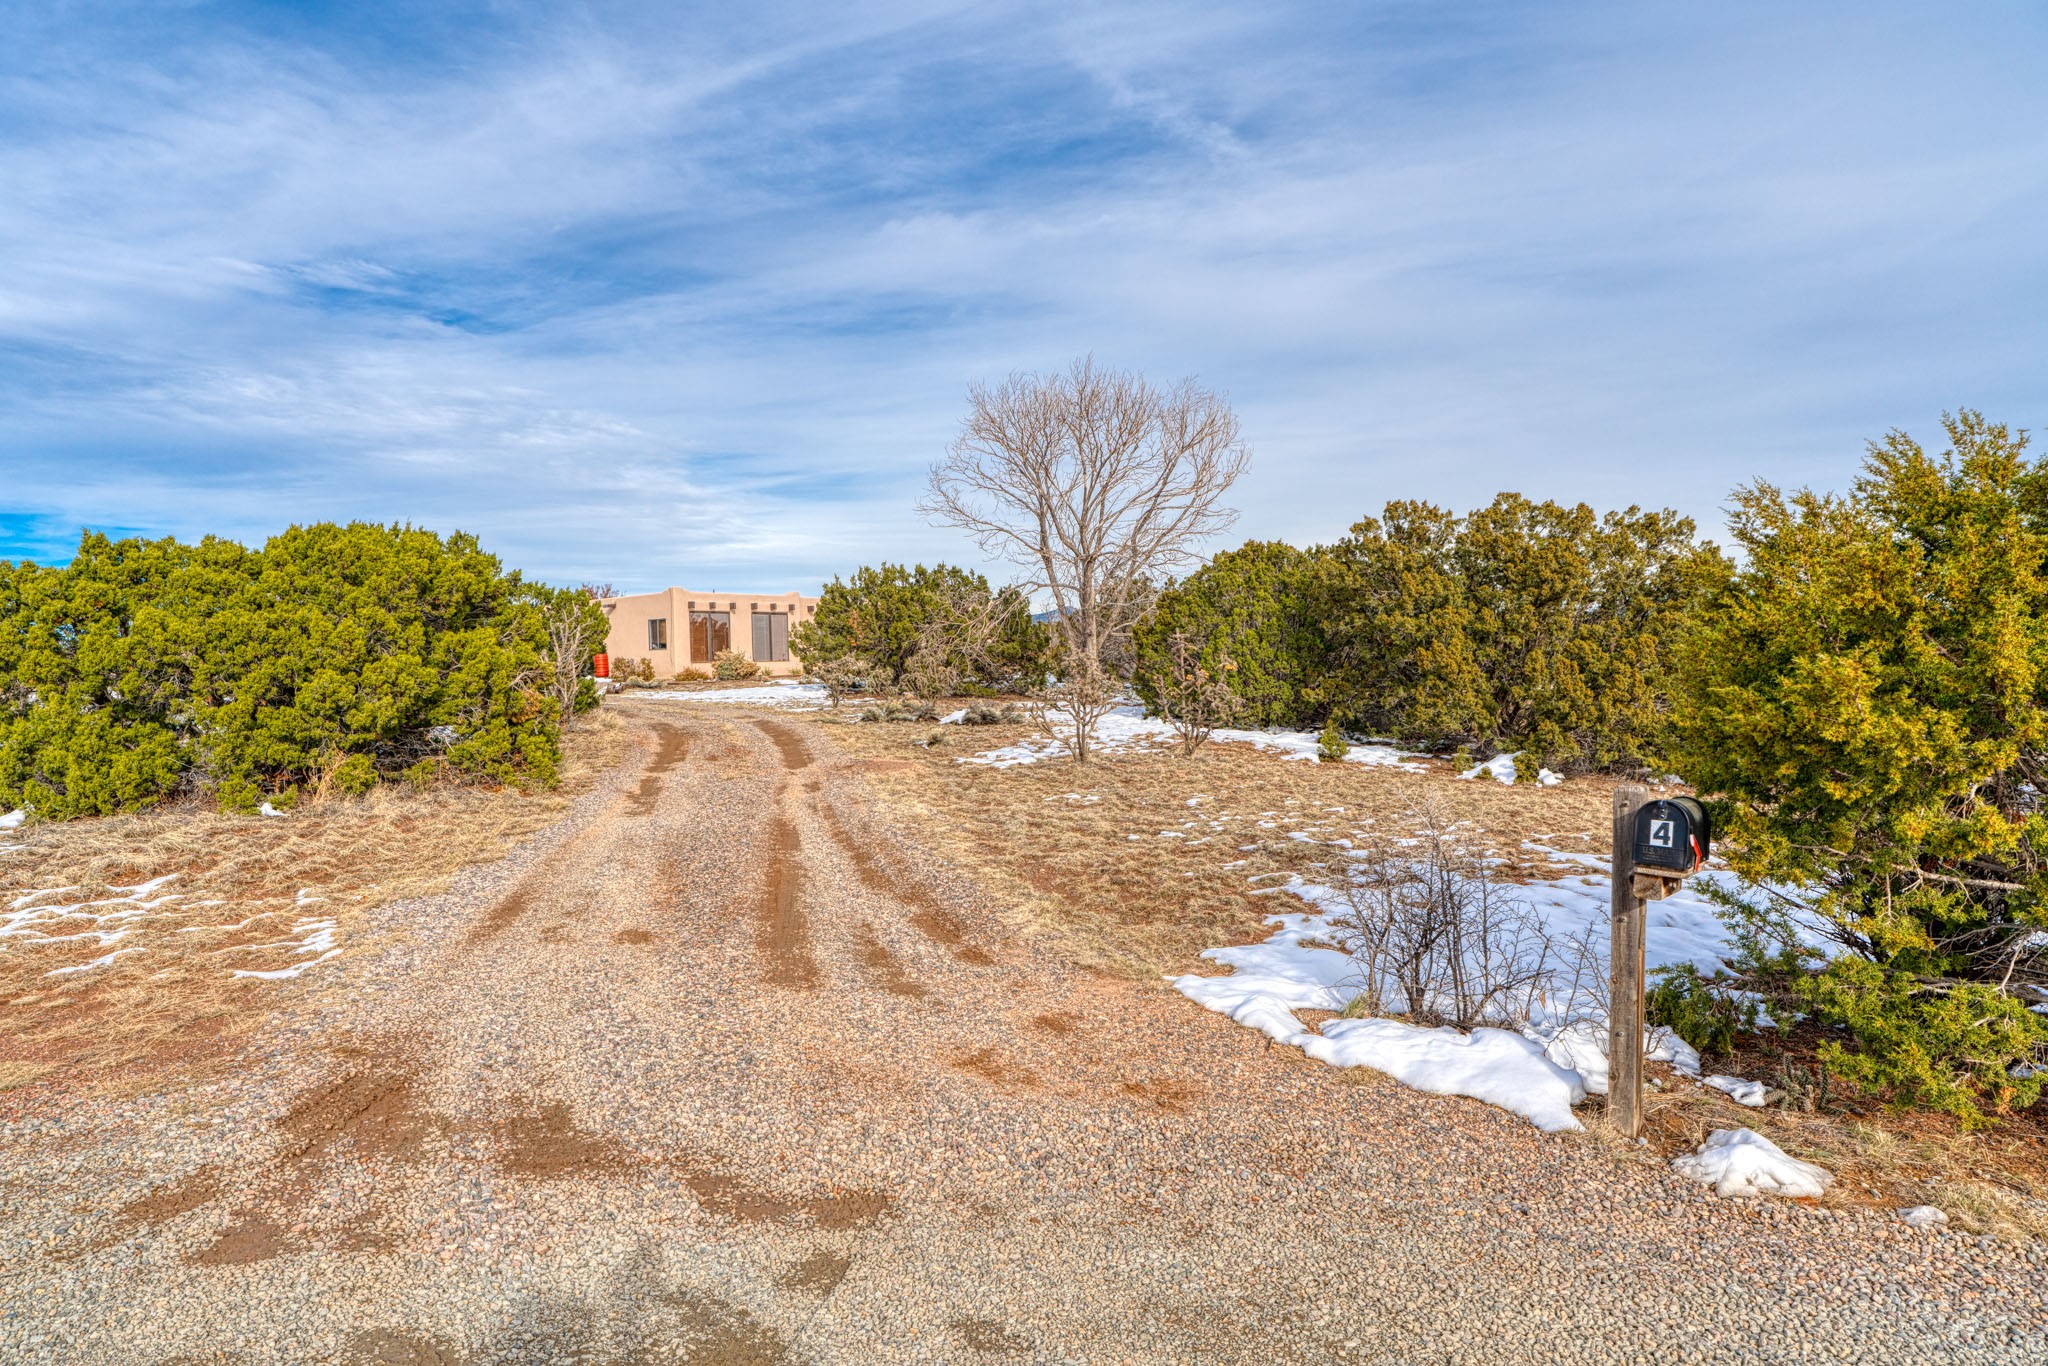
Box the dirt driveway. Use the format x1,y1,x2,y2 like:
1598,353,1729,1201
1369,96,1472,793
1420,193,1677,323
4,706,2044,1364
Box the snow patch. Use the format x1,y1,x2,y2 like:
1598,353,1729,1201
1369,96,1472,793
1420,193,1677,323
638,681,830,711
0,808,25,829
959,705,1425,770
1459,754,1561,787
1303,1019,1588,1132
230,917,340,980
1670,1128,1832,1199
1703,1074,1770,1107
258,801,289,818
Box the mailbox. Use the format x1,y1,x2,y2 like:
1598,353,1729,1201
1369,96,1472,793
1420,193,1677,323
1632,797,1710,876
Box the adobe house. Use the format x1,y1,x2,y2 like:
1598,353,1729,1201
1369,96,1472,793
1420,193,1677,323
598,588,821,678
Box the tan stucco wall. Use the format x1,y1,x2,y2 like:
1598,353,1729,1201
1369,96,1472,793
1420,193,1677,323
599,588,820,678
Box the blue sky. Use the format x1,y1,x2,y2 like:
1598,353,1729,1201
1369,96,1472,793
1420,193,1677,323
2,1,2043,589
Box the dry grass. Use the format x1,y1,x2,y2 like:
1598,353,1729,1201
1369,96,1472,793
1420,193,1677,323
1632,1069,2048,1238
0,712,633,1096
826,712,1618,977
834,708,2048,1236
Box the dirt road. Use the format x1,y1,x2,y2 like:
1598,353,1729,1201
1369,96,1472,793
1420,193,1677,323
5,707,2044,1363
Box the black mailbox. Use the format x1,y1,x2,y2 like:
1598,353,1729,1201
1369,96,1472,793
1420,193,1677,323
1633,797,1710,876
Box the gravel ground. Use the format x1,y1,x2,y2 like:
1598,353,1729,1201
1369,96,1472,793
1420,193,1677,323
4,703,2045,1365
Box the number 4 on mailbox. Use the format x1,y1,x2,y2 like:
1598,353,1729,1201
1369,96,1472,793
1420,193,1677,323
1631,797,1711,879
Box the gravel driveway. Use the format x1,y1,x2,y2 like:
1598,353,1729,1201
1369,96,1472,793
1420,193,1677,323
4,705,2044,1364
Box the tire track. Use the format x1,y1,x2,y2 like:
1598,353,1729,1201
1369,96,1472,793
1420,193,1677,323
757,814,820,989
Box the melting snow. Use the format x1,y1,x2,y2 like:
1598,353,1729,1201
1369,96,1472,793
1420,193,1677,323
1670,1128,1832,1199
639,681,830,710
1459,754,1562,787
959,705,1426,769
230,918,341,980
1703,1075,1771,1107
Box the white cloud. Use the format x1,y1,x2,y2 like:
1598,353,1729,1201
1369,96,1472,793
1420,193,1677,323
1,2,2044,585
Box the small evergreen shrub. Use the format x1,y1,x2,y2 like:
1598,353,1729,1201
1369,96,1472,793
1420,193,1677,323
1647,964,1760,1060
1317,722,1350,763
712,649,761,681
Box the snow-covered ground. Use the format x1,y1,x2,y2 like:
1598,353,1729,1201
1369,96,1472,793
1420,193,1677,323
632,681,830,710
1172,850,1828,1139
958,705,1426,769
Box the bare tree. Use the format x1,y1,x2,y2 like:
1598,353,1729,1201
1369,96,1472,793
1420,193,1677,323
921,357,1249,761
537,584,612,724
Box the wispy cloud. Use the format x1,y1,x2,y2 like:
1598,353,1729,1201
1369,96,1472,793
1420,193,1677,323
2,1,2044,581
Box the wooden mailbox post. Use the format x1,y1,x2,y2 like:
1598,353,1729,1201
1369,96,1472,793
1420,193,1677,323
1608,784,1649,1138
1609,786,1713,1137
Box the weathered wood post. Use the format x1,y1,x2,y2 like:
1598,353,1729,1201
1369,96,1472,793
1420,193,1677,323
1608,783,1650,1137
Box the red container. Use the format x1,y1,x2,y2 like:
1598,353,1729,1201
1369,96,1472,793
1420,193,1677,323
593,653,610,679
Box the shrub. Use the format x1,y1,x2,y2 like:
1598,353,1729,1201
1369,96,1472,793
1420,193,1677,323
1133,541,1322,728
0,524,559,816
712,649,761,681
1317,722,1349,763
1647,964,1761,1060
1796,959,2045,1128
809,653,874,707
1668,411,2048,1124
1142,631,1244,757
1326,805,1598,1028
1314,495,1729,771
609,657,656,685
791,563,1051,691
671,667,712,682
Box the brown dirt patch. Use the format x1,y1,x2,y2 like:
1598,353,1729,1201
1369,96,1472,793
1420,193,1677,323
679,1162,892,1230
662,1290,791,1365
778,1249,853,1293
190,1210,294,1266
951,1046,1040,1091
495,1100,634,1180
623,775,664,816
1120,1077,1199,1113
854,924,928,999
757,816,820,990
279,1069,438,1167
755,720,812,771
645,724,690,774
345,1329,471,1366
118,1165,222,1227
1031,1012,1078,1035
613,928,656,946
467,883,537,945
952,1318,1028,1355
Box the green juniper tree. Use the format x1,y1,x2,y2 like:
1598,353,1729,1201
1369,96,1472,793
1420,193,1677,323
0,523,560,816
1669,412,2048,1124
1133,540,1322,729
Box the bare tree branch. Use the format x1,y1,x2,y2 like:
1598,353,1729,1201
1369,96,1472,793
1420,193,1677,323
920,357,1249,761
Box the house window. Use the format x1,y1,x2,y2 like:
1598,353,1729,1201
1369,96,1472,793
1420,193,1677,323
690,611,731,660
648,618,668,650
752,611,790,663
